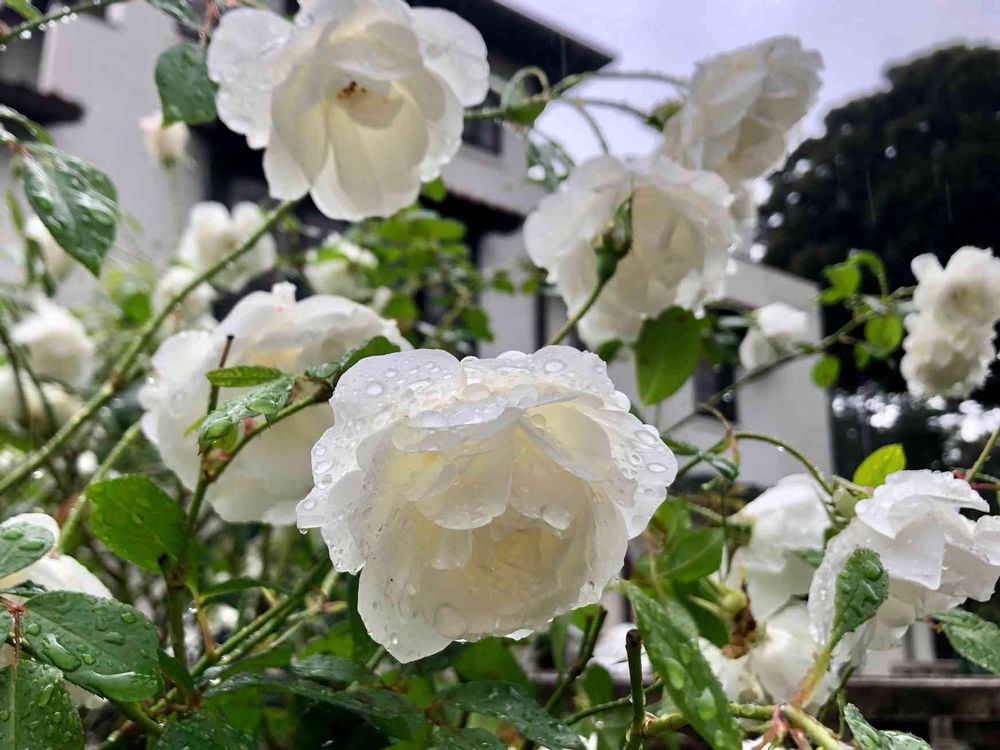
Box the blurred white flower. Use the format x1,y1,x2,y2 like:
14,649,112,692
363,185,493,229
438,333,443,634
808,470,1000,651
738,302,810,371
901,248,1000,399
152,265,217,332
523,155,736,348
662,36,822,185
206,0,488,220
304,233,377,301
0,366,81,428
140,282,406,524
138,111,190,168
0,513,111,708
591,622,652,683
24,215,75,281
11,298,95,388
728,474,831,620
177,202,277,292
75,450,99,476
298,346,677,662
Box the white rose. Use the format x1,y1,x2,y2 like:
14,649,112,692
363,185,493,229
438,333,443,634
298,345,677,662
523,155,736,348
177,201,278,292
900,314,994,399
140,282,407,524
11,298,95,388
703,603,833,709
152,265,217,332
728,474,831,620
304,233,377,300
808,470,1000,652
138,110,190,168
738,302,810,371
0,513,111,708
206,0,489,221
0,366,81,428
24,215,75,281
662,36,822,184
911,248,1000,332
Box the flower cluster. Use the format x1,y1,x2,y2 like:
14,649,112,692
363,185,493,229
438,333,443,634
12,297,95,389
298,346,677,661
177,202,278,292
206,0,489,221
901,247,1000,399
738,301,810,371
141,282,406,524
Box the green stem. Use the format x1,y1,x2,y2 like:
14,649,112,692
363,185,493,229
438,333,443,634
791,641,834,708
115,701,163,737
967,419,1000,483
643,703,774,737
58,420,144,553
0,0,129,45
783,705,844,750
547,279,608,346
544,606,607,712
735,431,833,496
565,100,610,154
623,629,645,750
0,200,298,496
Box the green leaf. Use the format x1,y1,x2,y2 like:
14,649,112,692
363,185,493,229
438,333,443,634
507,100,546,126
0,659,83,750
198,375,296,447
853,444,905,488
635,307,702,405
453,639,532,691
155,42,218,125
625,583,741,750
660,527,724,582
0,105,52,144
811,355,841,388
864,315,903,355
205,365,284,388
3,0,40,22
848,250,887,286
145,0,202,31
820,262,861,304
831,548,888,646
290,654,378,685
844,703,930,749
304,335,401,382
431,727,504,750
21,144,118,276
0,521,55,578
421,177,447,202
159,650,195,701
933,610,1000,675
200,577,279,603
22,591,160,701
0,612,10,643
436,681,583,750
154,712,255,749
87,475,185,572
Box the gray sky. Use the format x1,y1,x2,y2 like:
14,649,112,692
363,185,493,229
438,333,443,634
505,0,999,159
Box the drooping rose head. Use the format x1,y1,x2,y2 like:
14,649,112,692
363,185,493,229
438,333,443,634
524,155,736,348
206,0,489,221
140,282,407,524
298,346,677,662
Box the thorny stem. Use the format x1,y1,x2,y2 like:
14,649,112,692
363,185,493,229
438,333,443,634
0,200,299,496
623,629,646,750
0,0,128,45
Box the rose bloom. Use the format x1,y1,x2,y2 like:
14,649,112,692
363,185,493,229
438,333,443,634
304,233,377,301
140,282,406,524
12,298,95,388
138,110,190,168
207,0,488,221
900,313,994,399
0,513,111,708
662,36,822,184
728,474,831,620
0,366,82,429
25,214,75,281
298,346,677,662
911,248,1000,333
523,155,736,348
809,470,1000,652
738,302,810,371
177,202,278,292
152,265,217,333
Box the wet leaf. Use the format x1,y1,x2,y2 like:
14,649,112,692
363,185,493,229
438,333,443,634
154,712,254,749
155,42,218,125
811,355,841,388
635,307,702,405
197,375,296,447
844,703,930,749
0,521,55,579
933,609,1000,675
431,727,505,749
831,548,888,646
290,654,378,685
205,366,284,388
0,659,83,750
853,444,905,488
145,0,201,31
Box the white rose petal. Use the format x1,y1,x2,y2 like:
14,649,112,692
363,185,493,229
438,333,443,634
138,110,190,168
808,470,1000,652
207,0,489,221
738,302,810,371
140,282,407,525
663,36,822,184
523,155,737,348
298,346,677,662
11,298,95,388
177,202,277,292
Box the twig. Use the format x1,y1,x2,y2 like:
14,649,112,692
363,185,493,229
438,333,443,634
624,629,645,750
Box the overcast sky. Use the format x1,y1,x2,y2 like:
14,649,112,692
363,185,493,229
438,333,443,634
505,0,999,159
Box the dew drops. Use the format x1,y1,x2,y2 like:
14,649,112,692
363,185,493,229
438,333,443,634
634,427,659,446
366,382,384,396
663,657,686,690
543,359,565,373
694,687,717,720
647,462,669,473
433,604,467,639
25,623,41,636
0,527,24,541
541,504,572,531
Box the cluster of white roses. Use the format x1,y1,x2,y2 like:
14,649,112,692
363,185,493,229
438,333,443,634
525,36,822,349
711,469,1000,707
901,247,1000,399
